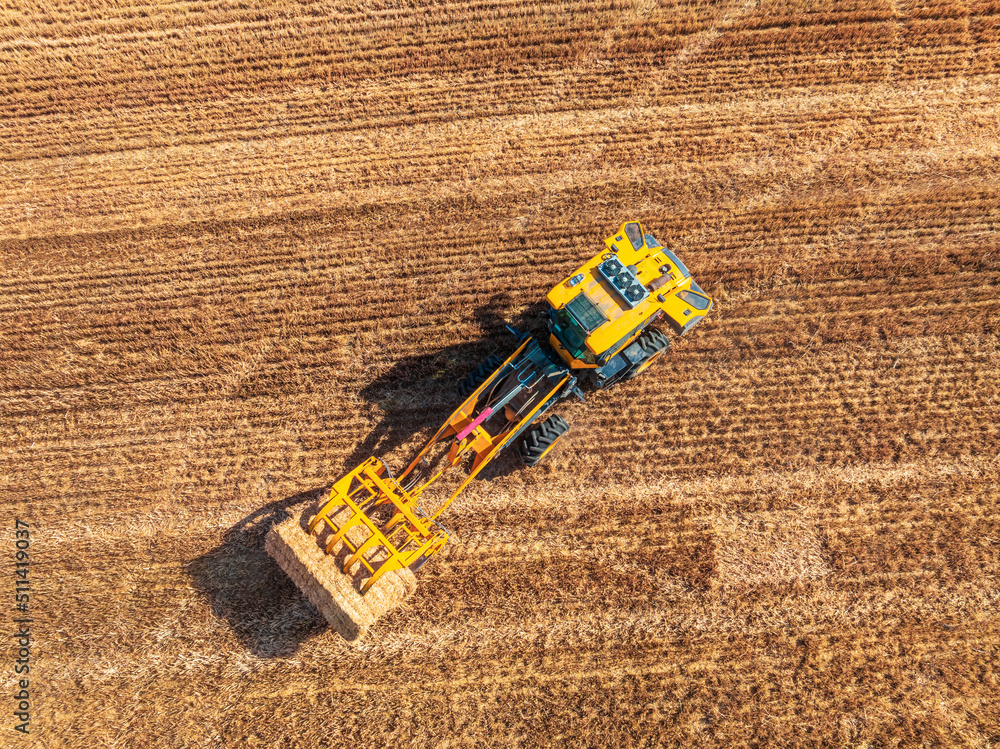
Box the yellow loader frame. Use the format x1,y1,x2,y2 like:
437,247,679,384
306,338,568,593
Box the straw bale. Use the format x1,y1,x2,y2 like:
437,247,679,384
266,512,416,643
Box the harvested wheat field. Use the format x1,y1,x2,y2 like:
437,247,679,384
2,0,999,746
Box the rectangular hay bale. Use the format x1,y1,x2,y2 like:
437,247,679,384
265,512,416,643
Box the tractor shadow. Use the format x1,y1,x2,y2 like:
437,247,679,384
338,295,548,482
186,488,330,658
187,296,544,657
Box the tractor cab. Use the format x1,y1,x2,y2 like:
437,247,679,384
545,221,713,385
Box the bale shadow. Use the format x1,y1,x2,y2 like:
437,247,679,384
186,487,330,658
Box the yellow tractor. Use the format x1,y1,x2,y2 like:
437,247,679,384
266,221,713,641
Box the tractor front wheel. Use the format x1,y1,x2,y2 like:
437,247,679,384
519,415,570,466
458,355,504,398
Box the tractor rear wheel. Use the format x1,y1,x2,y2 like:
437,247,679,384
626,328,670,380
457,355,504,398
519,414,570,466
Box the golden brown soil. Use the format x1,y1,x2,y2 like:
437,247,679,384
2,0,999,746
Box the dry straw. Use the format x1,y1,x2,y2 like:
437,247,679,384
4,0,1000,744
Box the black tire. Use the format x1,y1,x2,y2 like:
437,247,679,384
457,355,504,398
625,328,670,380
518,414,570,466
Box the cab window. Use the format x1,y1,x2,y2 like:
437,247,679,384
549,307,597,364
678,290,711,310
624,222,643,250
